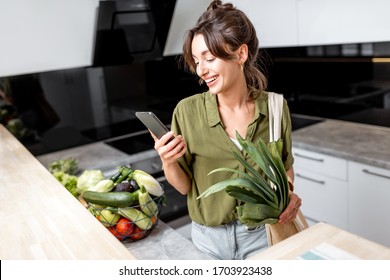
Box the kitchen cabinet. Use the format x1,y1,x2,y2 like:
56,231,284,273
163,0,298,56
0,0,99,77
292,120,390,246
164,0,390,55
236,0,298,48
293,146,390,247
296,0,390,46
293,147,349,229
348,161,390,247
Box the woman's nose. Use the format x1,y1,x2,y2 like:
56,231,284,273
197,61,207,77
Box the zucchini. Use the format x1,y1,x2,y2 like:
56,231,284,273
83,190,139,207
138,185,158,217
117,207,152,230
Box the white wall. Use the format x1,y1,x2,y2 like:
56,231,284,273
0,0,99,77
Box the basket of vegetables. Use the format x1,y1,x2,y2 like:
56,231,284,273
81,165,165,242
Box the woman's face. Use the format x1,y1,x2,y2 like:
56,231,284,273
191,34,243,95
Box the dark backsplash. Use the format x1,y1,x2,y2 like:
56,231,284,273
15,42,390,156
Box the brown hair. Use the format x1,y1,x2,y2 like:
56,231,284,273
182,0,267,99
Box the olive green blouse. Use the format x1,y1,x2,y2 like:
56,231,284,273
171,91,294,226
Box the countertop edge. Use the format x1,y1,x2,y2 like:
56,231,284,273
292,119,390,170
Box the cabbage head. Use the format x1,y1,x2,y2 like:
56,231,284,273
77,170,105,193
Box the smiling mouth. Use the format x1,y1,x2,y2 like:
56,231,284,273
205,76,218,84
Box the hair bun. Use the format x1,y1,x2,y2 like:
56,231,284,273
208,0,233,11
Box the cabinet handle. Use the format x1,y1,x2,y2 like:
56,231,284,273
296,173,325,184
294,153,324,162
362,169,390,180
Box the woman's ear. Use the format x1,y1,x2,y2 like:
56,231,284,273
237,44,248,63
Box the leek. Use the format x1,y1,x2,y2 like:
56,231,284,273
197,132,290,228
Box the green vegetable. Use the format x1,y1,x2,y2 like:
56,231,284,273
76,169,105,193
197,132,290,229
97,209,121,227
138,185,158,217
109,171,122,183
110,165,133,185
117,207,153,230
5,118,33,140
52,171,79,198
83,190,140,207
129,169,164,197
89,179,115,192
48,158,78,175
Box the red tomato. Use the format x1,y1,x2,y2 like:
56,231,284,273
116,217,135,237
108,226,124,241
130,226,146,241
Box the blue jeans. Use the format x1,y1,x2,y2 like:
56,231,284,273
191,221,268,260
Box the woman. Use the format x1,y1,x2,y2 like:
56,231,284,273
153,0,302,260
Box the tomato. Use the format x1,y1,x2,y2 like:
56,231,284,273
130,226,146,241
108,226,124,241
116,217,135,237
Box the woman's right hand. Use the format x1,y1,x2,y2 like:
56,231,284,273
152,131,187,166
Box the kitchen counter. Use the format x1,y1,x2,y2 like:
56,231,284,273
0,125,135,260
292,119,390,170
249,222,390,260
0,124,210,260
4,118,390,260
123,221,211,260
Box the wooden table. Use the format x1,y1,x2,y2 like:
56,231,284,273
249,222,390,260
0,125,135,259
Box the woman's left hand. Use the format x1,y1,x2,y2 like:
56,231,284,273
278,192,302,224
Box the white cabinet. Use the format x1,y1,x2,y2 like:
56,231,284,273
294,146,390,247
348,161,390,247
164,0,298,56
296,0,390,46
236,0,298,48
164,0,390,55
0,0,99,76
293,148,348,229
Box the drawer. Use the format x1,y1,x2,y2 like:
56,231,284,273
293,148,347,181
294,169,348,230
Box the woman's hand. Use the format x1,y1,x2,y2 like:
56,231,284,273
152,131,187,166
151,130,190,194
278,192,302,224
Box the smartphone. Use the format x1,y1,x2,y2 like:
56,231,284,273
135,112,170,139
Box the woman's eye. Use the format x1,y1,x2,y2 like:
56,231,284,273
205,58,215,62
